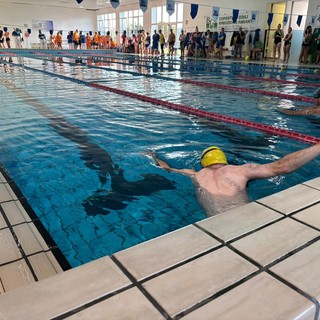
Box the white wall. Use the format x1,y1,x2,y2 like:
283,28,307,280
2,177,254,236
0,3,96,47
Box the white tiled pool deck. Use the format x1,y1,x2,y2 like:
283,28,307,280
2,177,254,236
1,166,320,319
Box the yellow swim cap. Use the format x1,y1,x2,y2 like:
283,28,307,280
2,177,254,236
200,146,228,167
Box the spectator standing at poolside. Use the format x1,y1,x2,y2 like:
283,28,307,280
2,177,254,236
38,30,46,49
152,30,160,56
0,28,4,48
283,27,293,63
217,27,226,59
299,25,313,64
159,29,166,57
273,24,284,62
73,29,80,49
4,28,11,48
233,27,245,59
168,29,176,57
145,32,151,55
179,29,186,58
55,31,63,49
86,33,92,49
67,31,73,49
151,144,320,216
316,34,320,64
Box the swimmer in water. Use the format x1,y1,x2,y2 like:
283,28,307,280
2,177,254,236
278,89,320,116
152,144,320,216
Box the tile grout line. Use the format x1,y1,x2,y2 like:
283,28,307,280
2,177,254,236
110,255,173,320
0,204,39,284
266,269,320,320
50,283,136,320
0,165,71,271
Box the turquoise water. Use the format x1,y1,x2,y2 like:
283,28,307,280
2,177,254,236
0,56,319,267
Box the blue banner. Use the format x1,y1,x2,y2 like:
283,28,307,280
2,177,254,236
110,0,120,9
140,0,148,12
296,15,302,27
232,9,239,23
212,7,220,23
166,0,175,16
251,11,257,22
267,13,273,26
283,14,289,26
190,4,198,19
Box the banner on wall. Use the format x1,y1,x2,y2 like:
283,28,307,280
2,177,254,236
232,9,239,23
251,11,257,22
283,14,289,26
110,0,120,9
190,4,199,19
210,8,252,31
166,0,175,16
296,15,303,27
139,0,148,12
32,20,54,30
267,13,273,26
212,7,220,22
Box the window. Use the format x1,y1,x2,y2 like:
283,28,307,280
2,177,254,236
119,9,144,36
151,3,184,46
97,13,116,38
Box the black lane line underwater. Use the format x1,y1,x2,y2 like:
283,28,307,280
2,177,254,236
3,80,175,216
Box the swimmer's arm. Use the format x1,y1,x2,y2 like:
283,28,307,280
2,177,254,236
242,143,320,180
279,106,320,116
151,153,196,176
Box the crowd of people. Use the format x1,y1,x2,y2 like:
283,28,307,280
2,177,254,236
1,24,319,63
271,23,320,64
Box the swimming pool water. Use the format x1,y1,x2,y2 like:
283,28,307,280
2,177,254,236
0,56,319,267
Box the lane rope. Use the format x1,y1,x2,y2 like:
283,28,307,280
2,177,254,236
14,63,320,145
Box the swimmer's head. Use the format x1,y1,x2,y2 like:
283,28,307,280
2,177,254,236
200,146,228,167
314,89,320,99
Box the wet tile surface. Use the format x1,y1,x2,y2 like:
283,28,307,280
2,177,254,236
0,184,18,202
66,287,165,320
232,218,319,266
303,177,320,190
196,202,282,242
115,225,221,280
143,247,257,317
271,240,320,302
0,228,22,265
0,211,7,229
257,184,320,215
13,223,49,255
28,252,63,280
1,200,33,225
0,257,131,320
293,203,320,230
0,259,35,292
182,273,315,320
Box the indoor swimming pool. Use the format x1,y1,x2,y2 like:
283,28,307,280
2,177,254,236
0,53,319,267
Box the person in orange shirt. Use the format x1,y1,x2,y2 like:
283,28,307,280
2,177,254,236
86,33,92,49
55,32,63,49
97,32,102,49
73,29,80,49
93,32,99,49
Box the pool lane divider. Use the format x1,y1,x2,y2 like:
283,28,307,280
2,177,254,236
19,63,320,145
3,48,320,79
34,52,320,90
24,53,317,103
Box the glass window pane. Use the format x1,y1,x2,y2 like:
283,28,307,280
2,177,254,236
157,6,161,23
177,3,183,22
151,7,157,24
163,6,169,23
